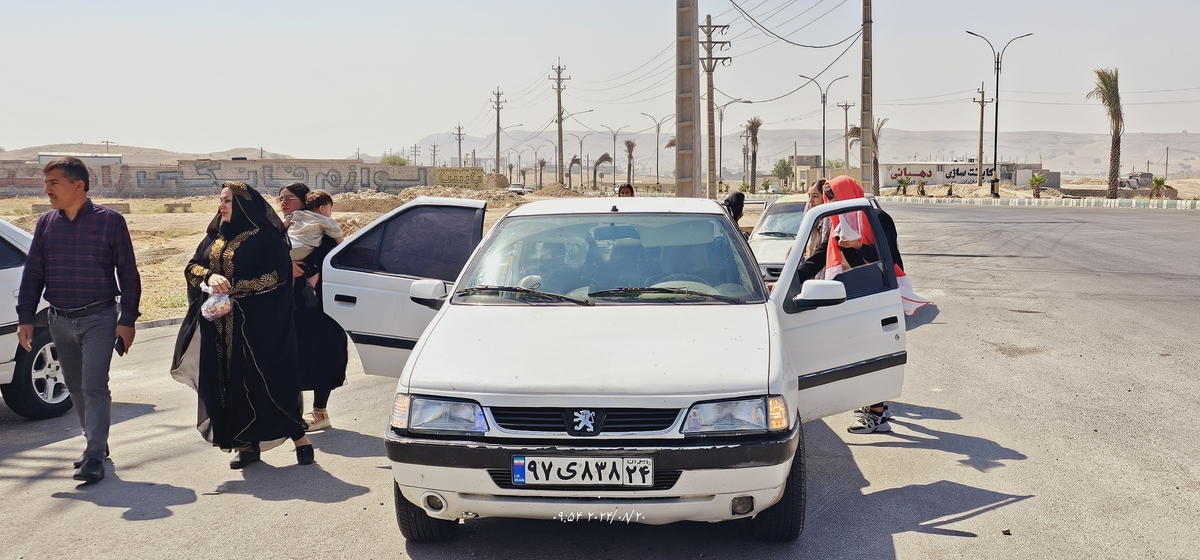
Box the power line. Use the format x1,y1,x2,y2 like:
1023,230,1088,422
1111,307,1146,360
729,0,859,48
714,29,862,104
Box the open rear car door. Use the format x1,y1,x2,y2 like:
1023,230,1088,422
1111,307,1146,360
322,197,486,376
769,198,907,421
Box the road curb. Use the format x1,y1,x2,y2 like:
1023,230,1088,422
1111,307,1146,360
874,196,1200,210
136,316,185,330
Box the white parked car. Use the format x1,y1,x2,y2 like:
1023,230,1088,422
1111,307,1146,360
323,196,906,543
507,184,532,195
748,194,809,282
0,219,66,420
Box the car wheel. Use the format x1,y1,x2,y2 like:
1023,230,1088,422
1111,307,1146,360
748,425,806,542
394,482,458,542
0,329,72,420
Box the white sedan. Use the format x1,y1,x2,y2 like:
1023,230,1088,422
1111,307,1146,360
0,219,65,420
323,196,907,543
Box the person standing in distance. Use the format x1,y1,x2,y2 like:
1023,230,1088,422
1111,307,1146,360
17,156,141,482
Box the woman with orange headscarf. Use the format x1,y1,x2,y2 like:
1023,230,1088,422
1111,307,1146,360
821,176,929,316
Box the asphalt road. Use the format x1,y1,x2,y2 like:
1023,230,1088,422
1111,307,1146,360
1,204,1197,559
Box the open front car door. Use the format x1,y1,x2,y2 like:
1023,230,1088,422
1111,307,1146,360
322,196,486,376
769,198,907,422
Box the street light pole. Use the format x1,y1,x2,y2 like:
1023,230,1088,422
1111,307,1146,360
967,31,1032,197
716,100,751,189
568,132,594,190
602,124,629,187
640,112,674,187
798,74,849,179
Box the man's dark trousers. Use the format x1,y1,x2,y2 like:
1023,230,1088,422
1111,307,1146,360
48,303,118,463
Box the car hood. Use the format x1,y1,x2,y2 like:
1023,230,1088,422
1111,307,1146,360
408,304,769,402
749,237,795,265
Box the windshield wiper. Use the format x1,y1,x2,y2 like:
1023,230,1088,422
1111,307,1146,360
455,285,592,306
756,231,796,238
588,287,741,303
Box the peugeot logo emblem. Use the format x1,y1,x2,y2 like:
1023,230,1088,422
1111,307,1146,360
572,410,596,433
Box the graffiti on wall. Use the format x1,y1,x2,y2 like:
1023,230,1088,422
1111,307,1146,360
433,167,485,189
0,160,431,196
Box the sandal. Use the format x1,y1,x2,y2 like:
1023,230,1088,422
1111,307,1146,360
303,408,331,431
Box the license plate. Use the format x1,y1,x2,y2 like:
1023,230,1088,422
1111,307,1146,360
512,456,654,487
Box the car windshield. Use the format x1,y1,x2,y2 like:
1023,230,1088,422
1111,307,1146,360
752,202,806,239
455,213,767,305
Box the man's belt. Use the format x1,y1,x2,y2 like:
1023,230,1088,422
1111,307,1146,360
50,299,116,319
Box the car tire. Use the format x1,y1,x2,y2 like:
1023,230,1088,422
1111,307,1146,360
394,482,458,542
0,329,72,420
748,425,806,542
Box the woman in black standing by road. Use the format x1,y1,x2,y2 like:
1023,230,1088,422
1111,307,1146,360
171,181,314,468
278,183,349,431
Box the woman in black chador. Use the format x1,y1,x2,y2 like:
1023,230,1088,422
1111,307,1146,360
171,181,314,469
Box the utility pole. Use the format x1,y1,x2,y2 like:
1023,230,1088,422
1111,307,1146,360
492,87,505,176
676,0,702,198
453,125,465,167
739,128,749,186
860,0,875,194
974,83,994,187
101,140,115,153
792,141,798,189
549,61,569,184
837,101,854,174
430,143,439,167
699,14,730,199
1165,147,1169,181
410,144,420,166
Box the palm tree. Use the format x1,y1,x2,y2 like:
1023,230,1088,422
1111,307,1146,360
1028,173,1046,198
1087,68,1123,199
593,153,613,189
537,158,547,188
624,139,637,185
847,117,889,194
1151,176,1166,199
746,117,762,193
568,156,581,189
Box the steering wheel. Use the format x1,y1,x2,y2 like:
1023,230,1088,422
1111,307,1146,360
648,273,711,286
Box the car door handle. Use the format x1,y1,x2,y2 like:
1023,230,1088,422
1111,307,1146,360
881,316,898,327
333,294,357,305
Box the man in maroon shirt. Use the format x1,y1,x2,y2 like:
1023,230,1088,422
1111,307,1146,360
17,156,141,482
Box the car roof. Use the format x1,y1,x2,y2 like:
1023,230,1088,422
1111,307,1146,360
771,194,808,205
506,196,726,217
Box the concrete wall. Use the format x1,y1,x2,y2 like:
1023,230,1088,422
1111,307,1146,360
1015,169,1062,189
0,159,433,197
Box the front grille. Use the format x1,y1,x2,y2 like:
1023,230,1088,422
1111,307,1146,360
489,408,680,433
487,468,681,491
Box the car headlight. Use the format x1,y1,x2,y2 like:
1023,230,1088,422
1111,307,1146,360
389,394,487,435
682,396,790,436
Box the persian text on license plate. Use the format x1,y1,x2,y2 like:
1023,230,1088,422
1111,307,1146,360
512,456,654,487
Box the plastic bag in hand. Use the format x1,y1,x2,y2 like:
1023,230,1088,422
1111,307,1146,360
200,282,233,321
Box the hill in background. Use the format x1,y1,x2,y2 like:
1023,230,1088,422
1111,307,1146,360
0,144,293,165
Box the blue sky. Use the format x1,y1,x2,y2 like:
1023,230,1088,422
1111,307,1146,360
1,0,1197,158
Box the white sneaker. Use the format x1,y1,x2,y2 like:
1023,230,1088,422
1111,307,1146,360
848,410,892,434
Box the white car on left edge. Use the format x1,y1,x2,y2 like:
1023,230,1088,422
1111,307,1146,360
0,219,66,420
323,195,907,544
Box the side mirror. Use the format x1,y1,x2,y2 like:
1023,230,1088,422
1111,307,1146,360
789,279,846,312
410,279,449,310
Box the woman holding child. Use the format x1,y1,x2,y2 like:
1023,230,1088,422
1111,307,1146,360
278,183,349,432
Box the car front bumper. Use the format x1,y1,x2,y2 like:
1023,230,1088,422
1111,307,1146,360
385,425,799,524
